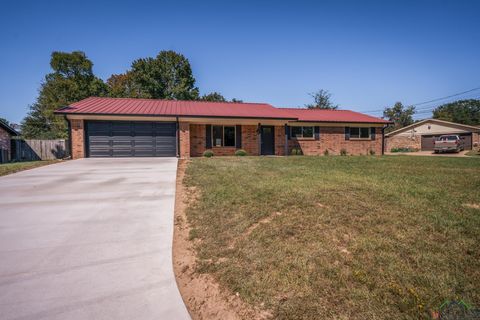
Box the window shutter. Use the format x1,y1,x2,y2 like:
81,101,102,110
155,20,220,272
314,126,320,140
236,125,242,148
286,125,291,139
345,127,350,140
370,127,376,140
206,125,212,148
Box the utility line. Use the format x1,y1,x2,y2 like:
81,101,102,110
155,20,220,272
361,86,480,113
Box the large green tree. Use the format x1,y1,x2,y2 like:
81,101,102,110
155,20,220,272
305,89,338,110
108,51,199,100
200,92,226,102
432,99,480,126
383,102,415,132
22,51,107,138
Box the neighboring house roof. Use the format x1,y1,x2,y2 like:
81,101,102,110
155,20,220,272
0,121,19,136
279,108,391,124
385,118,480,137
55,97,389,123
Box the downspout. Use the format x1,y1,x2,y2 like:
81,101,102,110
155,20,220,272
64,115,72,159
176,116,180,158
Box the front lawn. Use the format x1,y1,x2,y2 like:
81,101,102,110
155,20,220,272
183,156,480,319
0,160,59,177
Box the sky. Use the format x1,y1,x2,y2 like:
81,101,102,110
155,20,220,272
1,0,479,124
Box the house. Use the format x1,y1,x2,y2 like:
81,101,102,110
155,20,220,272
0,121,19,163
54,97,391,159
385,119,480,152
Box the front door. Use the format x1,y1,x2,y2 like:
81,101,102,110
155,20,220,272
260,126,275,155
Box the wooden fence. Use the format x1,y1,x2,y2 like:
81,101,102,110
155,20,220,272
12,139,69,161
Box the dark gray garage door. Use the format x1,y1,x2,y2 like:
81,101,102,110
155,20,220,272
86,121,177,157
421,133,472,151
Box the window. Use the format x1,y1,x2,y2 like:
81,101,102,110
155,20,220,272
350,127,370,139
212,125,236,147
291,126,314,138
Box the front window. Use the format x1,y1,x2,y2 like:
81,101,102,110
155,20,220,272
291,126,314,138
212,125,236,147
350,127,370,139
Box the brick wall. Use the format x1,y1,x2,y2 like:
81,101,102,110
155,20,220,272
0,127,11,161
385,135,421,152
289,127,383,155
190,124,260,156
473,132,479,149
179,122,190,158
70,119,85,159
274,126,286,156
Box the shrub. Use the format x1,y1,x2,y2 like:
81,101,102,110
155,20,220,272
390,147,418,153
291,148,303,155
369,149,376,156
203,150,214,157
235,149,247,156
340,149,347,156
324,149,329,156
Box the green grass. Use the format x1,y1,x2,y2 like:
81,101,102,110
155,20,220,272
184,156,480,319
0,160,59,176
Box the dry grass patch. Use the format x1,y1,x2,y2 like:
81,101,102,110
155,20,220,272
0,160,60,176
183,156,480,319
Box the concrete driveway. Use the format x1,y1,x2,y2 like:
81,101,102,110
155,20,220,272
0,158,190,320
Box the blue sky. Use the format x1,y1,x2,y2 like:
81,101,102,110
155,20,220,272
1,0,479,123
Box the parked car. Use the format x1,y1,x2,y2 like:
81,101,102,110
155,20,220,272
434,135,464,153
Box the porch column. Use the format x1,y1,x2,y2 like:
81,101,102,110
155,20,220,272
284,124,288,156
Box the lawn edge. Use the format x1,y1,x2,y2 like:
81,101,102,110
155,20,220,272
0,160,63,177
172,159,271,320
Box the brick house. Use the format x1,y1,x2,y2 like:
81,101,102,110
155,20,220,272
385,119,480,152
0,121,19,163
55,97,391,159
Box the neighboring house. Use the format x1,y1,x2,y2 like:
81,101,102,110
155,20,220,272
55,97,391,159
0,121,19,163
385,119,480,151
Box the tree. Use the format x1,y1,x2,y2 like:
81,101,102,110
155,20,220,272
383,102,415,131
432,99,480,126
0,118,10,126
200,92,226,102
22,51,108,139
112,50,199,100
107,73,142,98
305,89,338,110
231,98,243,103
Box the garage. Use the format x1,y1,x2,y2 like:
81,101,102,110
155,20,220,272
421,133,472,151
85,121,177,157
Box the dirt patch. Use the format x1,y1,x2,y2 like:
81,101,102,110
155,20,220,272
173,159,271,320
464,203,480,209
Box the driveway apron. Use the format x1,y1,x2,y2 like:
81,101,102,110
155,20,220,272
0,158,190,320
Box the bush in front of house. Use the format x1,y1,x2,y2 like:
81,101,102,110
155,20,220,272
390,147,418,153
203,150,214,157
340,149,347,156
324,149,329,156
369,149,376,156
291,148,303,155
235,149,247,156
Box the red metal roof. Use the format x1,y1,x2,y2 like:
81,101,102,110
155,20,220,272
280,108,390,124
56,97,389,123
57,97,296,119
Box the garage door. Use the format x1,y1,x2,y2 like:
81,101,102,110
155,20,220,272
85,121,177,157
421,133,472,151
